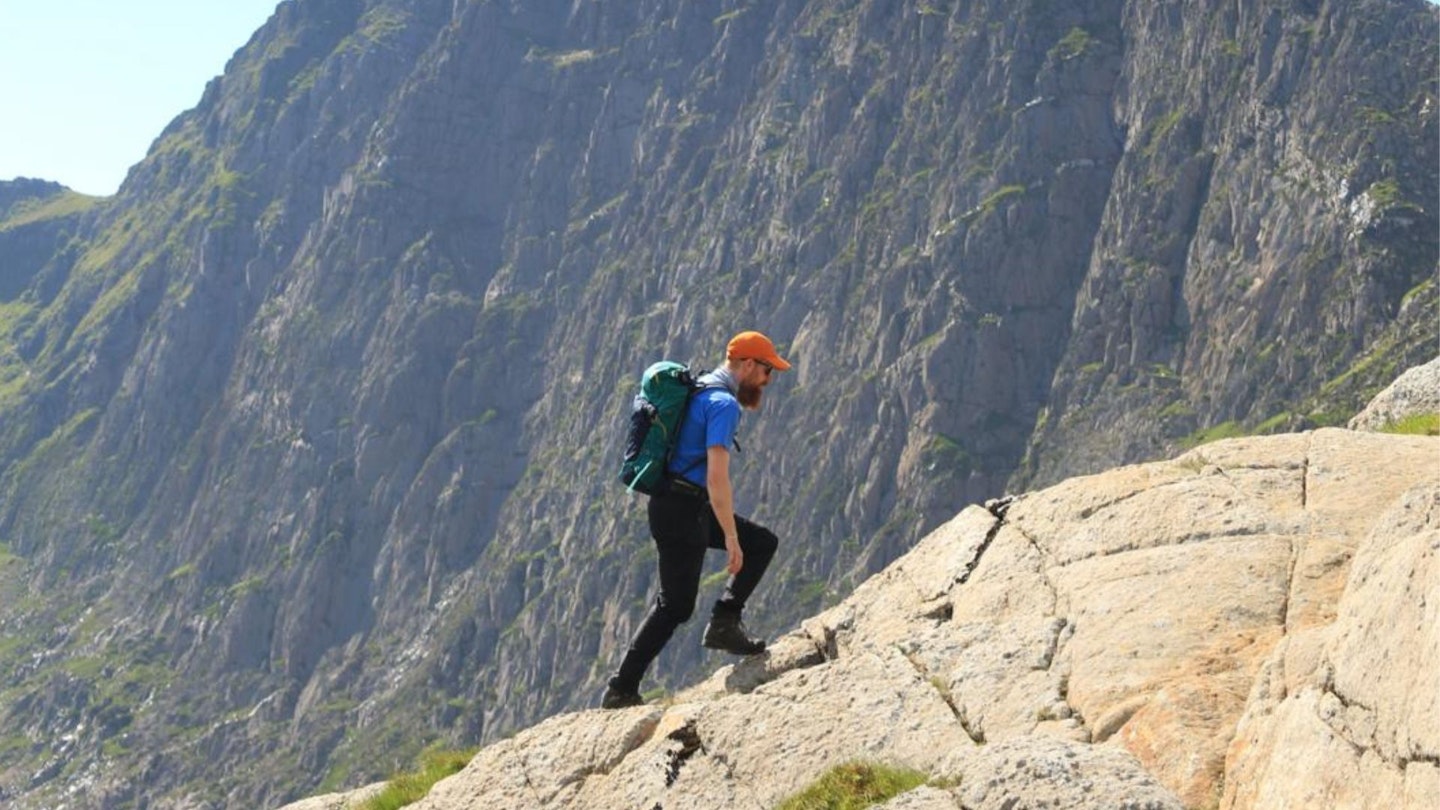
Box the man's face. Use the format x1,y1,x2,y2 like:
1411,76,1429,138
736,358,775,410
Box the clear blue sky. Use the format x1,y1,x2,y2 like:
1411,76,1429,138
0,1,280,197
3,1,1438,197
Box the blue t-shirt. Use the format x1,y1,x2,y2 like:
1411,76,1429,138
668,380,740,487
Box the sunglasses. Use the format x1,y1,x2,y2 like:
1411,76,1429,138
752,359,774,377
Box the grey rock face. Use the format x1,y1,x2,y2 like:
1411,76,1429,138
1020,0,1439,486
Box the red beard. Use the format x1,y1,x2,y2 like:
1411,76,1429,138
738,382,764,410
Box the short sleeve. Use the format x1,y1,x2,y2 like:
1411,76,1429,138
703,395,740,450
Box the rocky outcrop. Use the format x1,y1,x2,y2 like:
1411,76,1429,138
283,428,1438,809
1224,481,1440,808
277,783,385,810
1349,355,1440,430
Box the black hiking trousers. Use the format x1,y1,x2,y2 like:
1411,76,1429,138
611,488,779,693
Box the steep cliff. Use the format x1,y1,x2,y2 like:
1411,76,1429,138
0,0,1434,806
1020,0,1440,484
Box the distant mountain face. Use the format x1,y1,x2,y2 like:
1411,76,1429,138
0,0,1433,806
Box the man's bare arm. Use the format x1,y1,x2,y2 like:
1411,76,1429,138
707,445,743,575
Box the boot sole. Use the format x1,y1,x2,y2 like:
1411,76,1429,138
702,640,766,656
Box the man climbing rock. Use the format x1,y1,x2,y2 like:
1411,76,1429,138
602,331,791,709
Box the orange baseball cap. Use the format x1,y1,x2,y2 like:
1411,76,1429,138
726,330,791,370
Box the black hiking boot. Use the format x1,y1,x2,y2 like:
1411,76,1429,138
702,612,766,656
601,684,644,710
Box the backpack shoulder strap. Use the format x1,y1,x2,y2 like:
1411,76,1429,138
682,376,743,456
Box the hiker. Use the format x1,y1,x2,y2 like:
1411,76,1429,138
602,331,792,709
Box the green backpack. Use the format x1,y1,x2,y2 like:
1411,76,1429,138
619,361,712,495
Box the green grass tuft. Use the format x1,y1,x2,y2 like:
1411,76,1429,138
776,761,930,810
1180,420,1246,449
358,748,477,810
1050,27,1096,60
1379,413,1439,436
1253,412,1294,435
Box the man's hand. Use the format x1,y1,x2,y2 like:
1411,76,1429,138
725,534,743,575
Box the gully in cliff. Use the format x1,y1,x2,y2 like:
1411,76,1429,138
602,331,792,709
